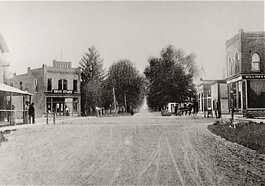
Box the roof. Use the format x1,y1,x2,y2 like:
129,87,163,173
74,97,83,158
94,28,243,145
197,80,217,86
0,83,32,96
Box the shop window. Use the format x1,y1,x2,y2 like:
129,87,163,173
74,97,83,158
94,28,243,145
58,79,62,90
47,78,52,91
73,79,77,92
247,80,265,108
251,53,260,72
73,98,78,112
63,79,68,90
46,97,51,112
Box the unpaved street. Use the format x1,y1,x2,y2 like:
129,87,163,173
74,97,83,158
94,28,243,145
0,112,264,185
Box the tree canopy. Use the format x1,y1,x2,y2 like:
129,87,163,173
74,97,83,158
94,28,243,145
79,46,105,115
144,45,198,110
101,60,145,111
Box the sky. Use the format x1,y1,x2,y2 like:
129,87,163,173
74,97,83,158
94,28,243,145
0,1,264,80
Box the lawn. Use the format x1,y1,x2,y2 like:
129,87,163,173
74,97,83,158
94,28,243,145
208,120,265,154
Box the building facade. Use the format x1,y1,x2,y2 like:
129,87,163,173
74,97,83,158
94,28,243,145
197,79,216,115
210,80,229,115
226,29,265,117
6,60,81,117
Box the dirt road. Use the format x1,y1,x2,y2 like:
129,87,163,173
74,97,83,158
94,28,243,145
0,112,264,185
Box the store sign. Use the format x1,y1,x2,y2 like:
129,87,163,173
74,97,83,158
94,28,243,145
53,89,73,94
243,75,265,79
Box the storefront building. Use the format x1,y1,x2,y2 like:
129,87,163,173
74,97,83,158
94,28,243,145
197,79,216,115
226,29,265,117
210,80,229,115
6,60,81,117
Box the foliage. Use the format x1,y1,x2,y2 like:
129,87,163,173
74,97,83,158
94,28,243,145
79,46,105,114
208,121,265,154
144,45,198,110
101,60,145,111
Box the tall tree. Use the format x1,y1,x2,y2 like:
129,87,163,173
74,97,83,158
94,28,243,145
144,45,198,110
79,46,105,115
101,60,145,111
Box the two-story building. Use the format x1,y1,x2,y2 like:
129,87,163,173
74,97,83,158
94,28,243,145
226,29,265,117
6,60,81,117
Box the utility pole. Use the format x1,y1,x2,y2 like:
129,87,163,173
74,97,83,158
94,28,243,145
113,87,117,114
124,93,127,113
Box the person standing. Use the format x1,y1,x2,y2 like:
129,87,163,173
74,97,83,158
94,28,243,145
28,103,35,124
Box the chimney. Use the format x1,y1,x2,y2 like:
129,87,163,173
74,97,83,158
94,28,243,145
27,67,31,74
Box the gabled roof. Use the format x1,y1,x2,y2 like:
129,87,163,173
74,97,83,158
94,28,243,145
0,83,32,96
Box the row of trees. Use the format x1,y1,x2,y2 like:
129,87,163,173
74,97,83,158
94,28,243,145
80,46,145,115
80,45,198,114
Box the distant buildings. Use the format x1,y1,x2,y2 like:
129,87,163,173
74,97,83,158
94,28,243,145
6,60,81,117
197,29,265,118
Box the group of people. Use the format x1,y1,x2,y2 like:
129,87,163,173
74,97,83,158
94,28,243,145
25,101,35,124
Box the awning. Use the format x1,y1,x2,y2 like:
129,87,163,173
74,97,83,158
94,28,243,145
0,83,32,96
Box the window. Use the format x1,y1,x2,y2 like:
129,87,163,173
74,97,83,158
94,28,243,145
247,80,265,108
10,83,13,87
228,56,232,75
47,78,52,91
34,79,38,92
58,79,62,90
251,53,260,71
63,79,68,90
19,81,23,90
234,51,240,73
73,79,77,92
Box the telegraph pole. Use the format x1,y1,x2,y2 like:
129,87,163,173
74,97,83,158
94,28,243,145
113,87,117,114
124,93,127,113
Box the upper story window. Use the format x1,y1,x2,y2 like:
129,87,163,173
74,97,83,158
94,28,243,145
34,79,38,93
251,53,260,72
19,81,23,90
234,51,240,73
47,78,52,91
58,79,62,90
228,56,232,76
58,79,67,90
63,79,67,90
73,79,78,92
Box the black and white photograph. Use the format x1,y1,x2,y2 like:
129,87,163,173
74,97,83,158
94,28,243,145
0,1,264,185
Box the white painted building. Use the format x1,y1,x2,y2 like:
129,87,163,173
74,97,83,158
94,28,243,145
210,80,229,115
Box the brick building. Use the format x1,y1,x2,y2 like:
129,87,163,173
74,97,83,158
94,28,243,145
226,29,265,117
6,60,81,117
